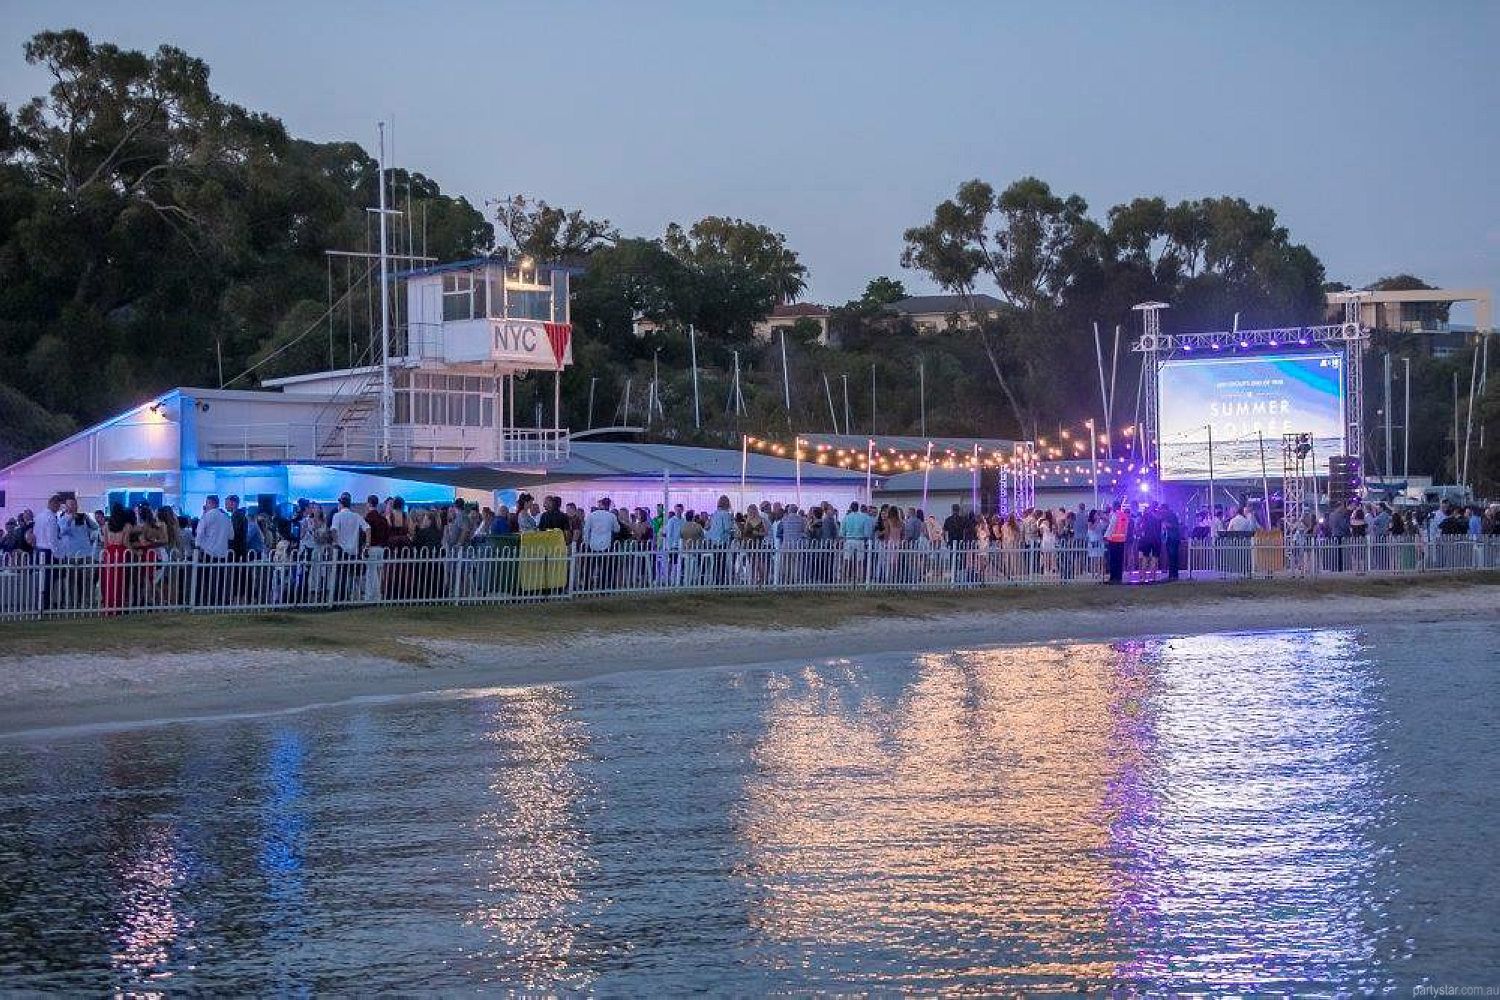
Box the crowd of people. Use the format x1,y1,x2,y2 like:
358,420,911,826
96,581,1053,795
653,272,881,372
2,488,1498,614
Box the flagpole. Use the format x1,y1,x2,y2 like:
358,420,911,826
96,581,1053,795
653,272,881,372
795,437,803,509
689,324,701,431
865,438,874,504
921,440,933,511
1088,419,1098,510
739,434,748,509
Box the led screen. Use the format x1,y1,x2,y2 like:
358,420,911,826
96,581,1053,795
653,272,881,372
1157,353,1345,481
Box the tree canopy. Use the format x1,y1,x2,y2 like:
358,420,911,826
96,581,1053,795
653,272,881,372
0,29,1488,491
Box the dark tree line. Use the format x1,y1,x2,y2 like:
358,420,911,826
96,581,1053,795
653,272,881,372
1,30,1490,489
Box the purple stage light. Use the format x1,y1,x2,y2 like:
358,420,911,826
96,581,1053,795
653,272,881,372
1239,340,1249,348
1269,340,1279,347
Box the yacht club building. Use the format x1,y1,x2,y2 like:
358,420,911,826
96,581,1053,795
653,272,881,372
0,255,865,518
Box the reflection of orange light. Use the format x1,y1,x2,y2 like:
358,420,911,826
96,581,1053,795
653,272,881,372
737,644,1147,981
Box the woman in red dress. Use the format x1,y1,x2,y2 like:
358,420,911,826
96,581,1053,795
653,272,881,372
100,503,134,613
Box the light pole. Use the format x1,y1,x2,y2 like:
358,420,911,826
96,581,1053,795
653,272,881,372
1087,419,1098,510
841,373,850,436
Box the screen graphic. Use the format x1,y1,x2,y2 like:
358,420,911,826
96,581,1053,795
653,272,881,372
1157,353,1345,481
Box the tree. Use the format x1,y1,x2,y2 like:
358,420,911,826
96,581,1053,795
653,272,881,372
493,194,617,262
659,216,809,341
0,28,491,455
665,216,808,305
902,178,1099,437
861,275,907,306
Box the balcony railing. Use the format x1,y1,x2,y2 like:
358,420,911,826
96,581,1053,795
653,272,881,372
199,422,569,466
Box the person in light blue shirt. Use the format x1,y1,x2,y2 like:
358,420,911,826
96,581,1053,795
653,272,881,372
840,501,875,582
841,501,875,541
705,496,736,545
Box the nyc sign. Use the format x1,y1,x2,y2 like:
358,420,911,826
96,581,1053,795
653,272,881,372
490,320,572,369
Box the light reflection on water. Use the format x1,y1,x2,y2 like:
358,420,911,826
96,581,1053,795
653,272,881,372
0,622,1495,994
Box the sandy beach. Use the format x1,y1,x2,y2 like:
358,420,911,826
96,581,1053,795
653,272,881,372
1,578,1495,739
2,575,1488,740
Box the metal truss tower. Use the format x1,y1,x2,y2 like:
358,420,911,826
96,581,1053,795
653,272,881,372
1131,302,1169,487
1282,432,1312,524
1337,294,1370,492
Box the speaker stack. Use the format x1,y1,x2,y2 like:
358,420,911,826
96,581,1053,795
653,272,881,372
1327,455,1362,506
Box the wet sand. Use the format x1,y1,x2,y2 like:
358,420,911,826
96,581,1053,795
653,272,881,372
1,582,1495,738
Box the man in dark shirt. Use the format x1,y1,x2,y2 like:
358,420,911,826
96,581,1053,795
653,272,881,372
364,494,391,548
943,504,966,546
537,495,570,534
225,494,249,559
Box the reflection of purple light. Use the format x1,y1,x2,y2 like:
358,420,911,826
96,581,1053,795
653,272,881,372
1239,340,1249,348
1299,338,1309,345
1182,344,1193,352
1269,340,1279,347
1211,343,1222,350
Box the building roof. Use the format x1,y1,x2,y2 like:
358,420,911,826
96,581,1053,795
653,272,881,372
339,441,872,491
262,365,381,388
798,434,1023,453
392,256,586,280
888,294,1004,316
767,302,831,319
539,441,866,482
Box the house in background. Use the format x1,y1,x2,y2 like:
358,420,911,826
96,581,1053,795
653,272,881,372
633,302,833,345
886,293,1004,334
751,302,831,345
1326,288,1493,358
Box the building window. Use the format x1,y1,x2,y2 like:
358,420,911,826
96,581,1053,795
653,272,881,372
505,288,552,322
442,272,489,321
393,373,495,427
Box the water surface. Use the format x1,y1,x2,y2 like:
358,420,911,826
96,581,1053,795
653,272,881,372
1,622,1496,994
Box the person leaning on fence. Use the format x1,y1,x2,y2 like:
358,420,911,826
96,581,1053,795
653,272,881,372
192,494,232,606
1161,505,1182,581
31,494,61,610
329,492,368,603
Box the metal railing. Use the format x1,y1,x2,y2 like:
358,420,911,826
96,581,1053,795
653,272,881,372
199,422,570,465
1,535,1496,622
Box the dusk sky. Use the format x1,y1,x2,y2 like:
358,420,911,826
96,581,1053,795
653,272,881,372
2,1,1496,318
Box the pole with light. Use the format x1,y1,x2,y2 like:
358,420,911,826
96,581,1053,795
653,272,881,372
1092,416,1104,509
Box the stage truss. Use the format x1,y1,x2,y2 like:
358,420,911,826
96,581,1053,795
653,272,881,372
1130,310,1370,496
1282,432,1314,524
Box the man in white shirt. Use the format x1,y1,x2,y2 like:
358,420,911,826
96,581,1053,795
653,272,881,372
329,492,368,603
33,494,62,610
1227,505,1258,533
583,498,620,553
330,493,368,557
193,494,233,606
195,495,232,559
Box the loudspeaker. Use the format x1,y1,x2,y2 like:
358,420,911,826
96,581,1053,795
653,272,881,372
978,468,1001,515
1328,455,1361,506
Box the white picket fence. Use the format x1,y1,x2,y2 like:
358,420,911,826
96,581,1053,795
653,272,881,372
0,536,1496,621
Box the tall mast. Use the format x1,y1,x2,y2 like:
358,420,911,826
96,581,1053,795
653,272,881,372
377,122,392,462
